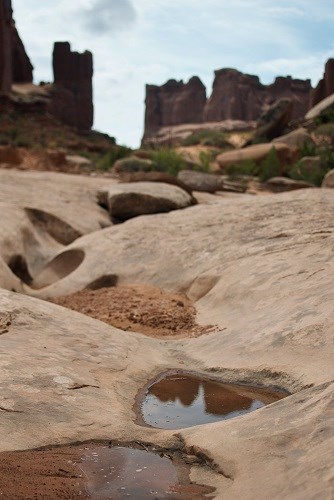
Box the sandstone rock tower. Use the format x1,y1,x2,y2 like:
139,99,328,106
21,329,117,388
0,0,14,93
50,42,94,131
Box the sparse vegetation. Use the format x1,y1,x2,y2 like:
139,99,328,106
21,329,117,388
96,146,132,171
151,148,187,176
288,147,334,186
183,129,232,149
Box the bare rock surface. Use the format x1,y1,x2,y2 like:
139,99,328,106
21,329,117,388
177,170,224,193
265,176,314,192
272,127,314,150
305,92,334,120
216,142,293,170
322,168,334,187
98,181,194,220
0,169,333,499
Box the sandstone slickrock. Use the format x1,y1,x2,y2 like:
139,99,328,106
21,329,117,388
177,169,224,193
0,172,333,499
322,168,334,188
97,182,194,220
216,143,293,170
49,42,93,131
310,58,334,107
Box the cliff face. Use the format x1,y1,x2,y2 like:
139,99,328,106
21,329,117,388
143,69,312,140
0,0,13,93
310,58,334,107
0,3,94,132
12,27,33,83
144,77,206,138
49,42,94,131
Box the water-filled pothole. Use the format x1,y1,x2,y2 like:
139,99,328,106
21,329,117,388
0,443,214,499
138,372,287,429
79,444,213,499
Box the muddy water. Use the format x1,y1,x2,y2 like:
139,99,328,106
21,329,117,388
140,373,286,429
79,445,213,499
0,443,213,499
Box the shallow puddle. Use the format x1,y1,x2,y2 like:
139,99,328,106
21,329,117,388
0,443,213,499
139,372,286,429
79,444,213,499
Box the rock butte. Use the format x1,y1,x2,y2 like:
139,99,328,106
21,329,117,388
0,167,333,499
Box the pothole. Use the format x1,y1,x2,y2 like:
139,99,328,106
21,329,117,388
0,443,214,499
7,254,33,285
51,284,216,338
24,208,82,245
137,371,287,429
32,249,85,289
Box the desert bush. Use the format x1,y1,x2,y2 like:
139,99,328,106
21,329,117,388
97,145,132,171
226,147,281,181
259,147,281,181
314,123,334,147
183,130,232,149
151,148,187,176
226,159,259,179
288,147,334,186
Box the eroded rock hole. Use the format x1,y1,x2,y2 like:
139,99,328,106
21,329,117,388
7,255,33,285
0,443,214,499
32,249,85,289
138,372,287,429
85,274,118,290
24,208,81,245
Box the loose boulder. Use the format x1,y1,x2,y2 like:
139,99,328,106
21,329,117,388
266,176,314,192
305,93,334,121
177,170,224,193
112,157,153,174
272,128,314,152
254,98,293,141
97,182,193,221
322,169,334,188
119,171,194,196
216,143,294,171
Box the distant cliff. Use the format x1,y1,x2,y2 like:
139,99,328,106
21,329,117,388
143,68,312,142
0,0,33,92
0,1,93,131
310,58,334,107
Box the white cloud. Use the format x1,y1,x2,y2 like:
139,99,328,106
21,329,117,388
11,0,334,147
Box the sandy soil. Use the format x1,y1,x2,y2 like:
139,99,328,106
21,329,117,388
0,447,87,499
52,284,214,339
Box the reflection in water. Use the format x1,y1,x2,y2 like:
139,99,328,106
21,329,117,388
141,374,285,429
79,446,213,499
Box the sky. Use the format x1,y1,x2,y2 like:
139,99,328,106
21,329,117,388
13,0,334,148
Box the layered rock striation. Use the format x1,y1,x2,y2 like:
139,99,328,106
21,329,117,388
143,68,312,141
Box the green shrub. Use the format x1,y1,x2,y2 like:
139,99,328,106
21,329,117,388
151,148,187,176
197,151,216,172
183,130,231,149
226,159,259,179
97,145,132,171
314,123,334,147
259,147,281,182
288,147,334,186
